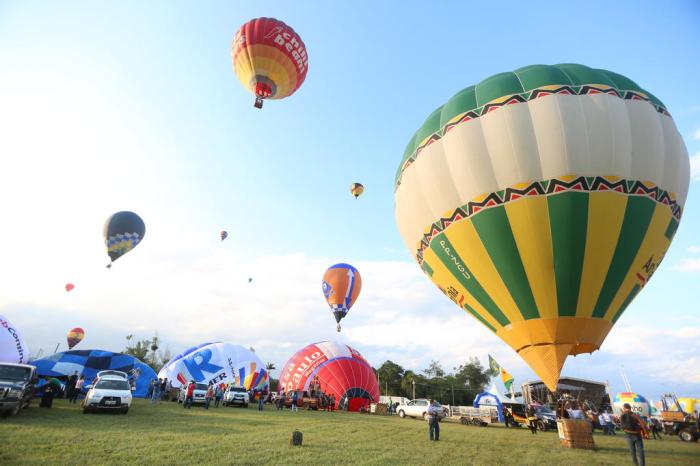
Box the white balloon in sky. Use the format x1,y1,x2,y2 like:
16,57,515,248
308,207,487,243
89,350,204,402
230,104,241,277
0,314,30,364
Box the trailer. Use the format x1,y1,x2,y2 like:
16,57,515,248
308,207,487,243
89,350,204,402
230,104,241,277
448,406,498,426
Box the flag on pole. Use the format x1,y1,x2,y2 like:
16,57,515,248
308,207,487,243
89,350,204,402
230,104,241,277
488,354,514,391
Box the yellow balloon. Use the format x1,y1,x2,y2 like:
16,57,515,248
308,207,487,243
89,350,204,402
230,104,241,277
394,64,690,391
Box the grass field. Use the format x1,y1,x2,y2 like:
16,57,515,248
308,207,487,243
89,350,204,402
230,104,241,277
1,399,698,465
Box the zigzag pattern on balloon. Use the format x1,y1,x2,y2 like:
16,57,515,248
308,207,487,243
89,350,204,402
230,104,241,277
106,232,141,252
396,85,669,189
415,175,682,264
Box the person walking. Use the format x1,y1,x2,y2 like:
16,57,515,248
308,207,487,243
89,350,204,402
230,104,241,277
598,411,608,435
291,391,299,412
649,417,662,440
620,403,647,466
151,378,162,404
602,410,615,435
503,405,511,428
427,399,440,441
184,380,195,409
66,371,78,401
160,378,168,401
204,382,214,410
277,391,285,410
69,376,84,403
527,405,538,434
258,390,265,411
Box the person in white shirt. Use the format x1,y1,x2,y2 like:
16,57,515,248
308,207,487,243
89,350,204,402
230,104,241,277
599,412,608,434
427,399,441,441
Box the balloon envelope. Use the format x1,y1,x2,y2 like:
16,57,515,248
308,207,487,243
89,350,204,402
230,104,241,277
65,283,74,292
32,349,156,397
0,314,30,364
394,64,690,391
279,341,379,411
322,263,361,324
221,230,228,241
231,17,308,107
613,392,650,417
66,327,85,349
103,211,146,265
158,342,268,390
350,183,364,198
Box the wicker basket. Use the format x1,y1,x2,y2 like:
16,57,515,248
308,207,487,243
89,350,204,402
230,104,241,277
556,419,595,450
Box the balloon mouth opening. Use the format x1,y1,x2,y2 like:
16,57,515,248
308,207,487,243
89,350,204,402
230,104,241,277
253,77,276,98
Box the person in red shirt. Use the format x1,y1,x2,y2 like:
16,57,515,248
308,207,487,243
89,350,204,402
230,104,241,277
184,380,195,409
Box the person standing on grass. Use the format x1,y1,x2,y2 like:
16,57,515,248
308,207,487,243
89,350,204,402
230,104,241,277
278,392,285,410
70,375,84,403
151,378,161,404
214,384,223,407
257,389,265,411
599,411,608,435
160,378,168,401
204,382,214,410
527,405,538,434
185,380,195,409
291,391,299,412
620,403,647,466
649,417,662,440
66,371,78,401
427,399,440,441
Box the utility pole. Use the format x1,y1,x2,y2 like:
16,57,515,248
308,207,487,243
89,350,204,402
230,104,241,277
412,379,416,400
385,381,388,396
451,384,455,406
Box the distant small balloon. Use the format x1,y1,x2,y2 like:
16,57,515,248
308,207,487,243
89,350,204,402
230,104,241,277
221,231,228,241
350,183,364,199
248,277,253,283
65,283,75,292
66,327,85,349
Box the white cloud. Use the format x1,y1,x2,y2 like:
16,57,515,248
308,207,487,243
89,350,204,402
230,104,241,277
688,246,700,254
672,258,700,272
694,128,700,140
691,151,700,181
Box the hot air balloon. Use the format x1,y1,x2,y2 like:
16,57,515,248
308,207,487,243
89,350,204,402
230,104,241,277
0,314,30,364
104,211,146,268
221,230,228,241
158,342,268,390
248,277,253,283
65,283,75,292
322,263,361,332
613,392,651,417
231,17,309,109
66,327,85,349
279,341,379,411
350,183,364,199
394,64,690,391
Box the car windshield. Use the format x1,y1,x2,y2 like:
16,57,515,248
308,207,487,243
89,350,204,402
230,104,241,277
536,406,555,415
230,387,246,393
95,379,130,390
0,366,31,381
195,384,208,391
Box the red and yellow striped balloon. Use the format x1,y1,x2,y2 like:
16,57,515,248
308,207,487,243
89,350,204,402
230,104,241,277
231,17,308,108
66,327,85,349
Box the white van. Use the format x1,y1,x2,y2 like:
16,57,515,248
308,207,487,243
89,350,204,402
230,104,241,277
380,395,410,406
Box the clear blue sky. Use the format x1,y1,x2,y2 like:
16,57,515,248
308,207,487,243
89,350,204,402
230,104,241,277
1,0,699,397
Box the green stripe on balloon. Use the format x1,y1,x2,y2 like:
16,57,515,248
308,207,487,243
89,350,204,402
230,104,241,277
548,192,589,317
464,302,496,333
592,197,656,318
471,207,540,320
430,234,510,326
612,284,641,324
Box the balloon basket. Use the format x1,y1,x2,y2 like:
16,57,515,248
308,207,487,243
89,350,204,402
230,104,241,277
556,419,595,450
254,97,263,109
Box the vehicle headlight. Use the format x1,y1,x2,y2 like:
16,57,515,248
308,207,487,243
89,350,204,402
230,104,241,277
90,393,102,400
8,389,22,397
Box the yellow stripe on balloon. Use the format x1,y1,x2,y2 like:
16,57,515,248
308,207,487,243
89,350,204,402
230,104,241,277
422,247,503,332
503,196,558,320
603,203,673,322
576,191,628,317
234,45,297,99
442,220,524,325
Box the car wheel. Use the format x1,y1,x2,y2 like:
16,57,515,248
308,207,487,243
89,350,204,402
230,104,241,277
82,408,89,414
9,404,20,417
422,412,427,420
398,410,405,418
122,407,129,415
244,403,249,408
679,429,697,442
460,417,468,425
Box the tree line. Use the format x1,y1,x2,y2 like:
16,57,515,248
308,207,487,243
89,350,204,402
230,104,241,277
375,357,491,406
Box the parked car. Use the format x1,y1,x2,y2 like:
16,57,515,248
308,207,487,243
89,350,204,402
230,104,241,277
178,383,208,405
396,399,446,420
283,390,319,410
532,404,558,431
96,370,128,380
223,385,249,407
82,375,133,414
0,363,37,417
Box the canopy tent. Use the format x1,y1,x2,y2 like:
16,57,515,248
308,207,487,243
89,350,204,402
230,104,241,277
32,349,157,398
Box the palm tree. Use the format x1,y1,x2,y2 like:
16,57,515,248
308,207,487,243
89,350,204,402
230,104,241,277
265,362,276,376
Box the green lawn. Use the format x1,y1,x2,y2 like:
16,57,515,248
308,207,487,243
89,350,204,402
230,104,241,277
1,399,697,465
